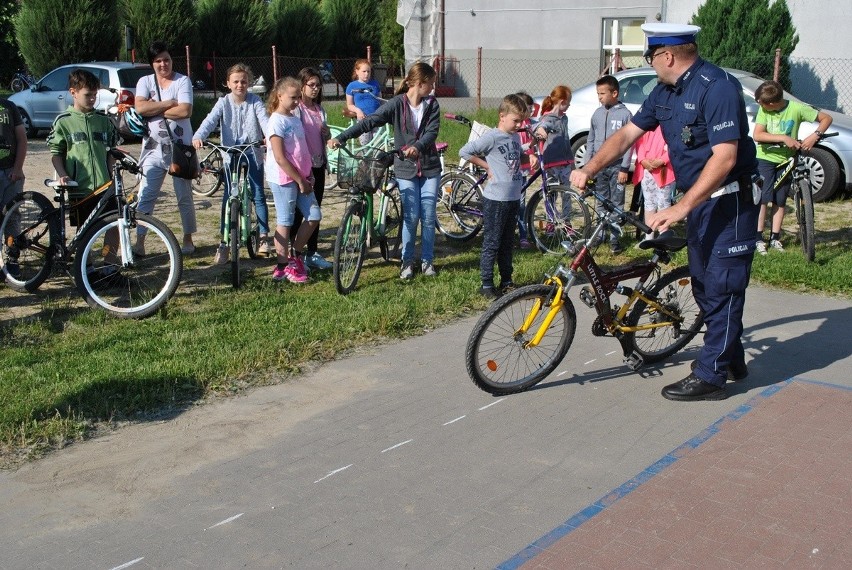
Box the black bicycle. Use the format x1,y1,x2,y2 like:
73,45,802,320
0,148,183,319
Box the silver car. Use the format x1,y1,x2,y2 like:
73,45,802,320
8,61,152,137
541,67,852,202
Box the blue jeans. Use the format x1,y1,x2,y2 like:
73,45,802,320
481,198,519,286
136,164,196,236
398,175,439,266
220,152,268,238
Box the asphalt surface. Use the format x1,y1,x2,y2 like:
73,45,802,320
1,284,850,569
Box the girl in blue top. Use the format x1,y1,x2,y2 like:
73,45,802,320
345,59,383,144
193,63,270,264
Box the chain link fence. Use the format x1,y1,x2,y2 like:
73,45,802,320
168,47,851,115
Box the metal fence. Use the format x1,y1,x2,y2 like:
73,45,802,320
168,46,852,115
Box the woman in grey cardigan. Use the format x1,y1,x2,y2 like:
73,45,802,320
193,63,270,263
328,62,441,279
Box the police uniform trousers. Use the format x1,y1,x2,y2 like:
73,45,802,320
686,187,759,387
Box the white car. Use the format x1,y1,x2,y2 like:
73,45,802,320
538,68,852,202
8,61,152,137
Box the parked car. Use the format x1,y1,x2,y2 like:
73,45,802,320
8,61,152,137
538,68,852,201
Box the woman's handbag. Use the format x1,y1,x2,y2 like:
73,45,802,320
154,77,199,180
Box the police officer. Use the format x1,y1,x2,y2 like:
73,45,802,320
570,23,759,401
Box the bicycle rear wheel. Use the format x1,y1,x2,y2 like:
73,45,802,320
192,150,224,197
436,172,483,242
230,199,241,288
333,200,368,295
73,212,182,319
10,78,25,92
379,186,402,261
794,179,816,262
466,284,577,395
0,191,58,292
625,266,703,363
525,185,591,254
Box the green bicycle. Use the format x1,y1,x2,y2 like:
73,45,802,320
331,145,403,295
198,140,264,288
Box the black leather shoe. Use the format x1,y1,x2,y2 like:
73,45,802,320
691,360,749,382
662,373,727,401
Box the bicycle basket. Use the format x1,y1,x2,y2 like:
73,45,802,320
336,149,391,193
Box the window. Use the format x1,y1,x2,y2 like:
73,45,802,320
601,18,646,74
39,68,70,92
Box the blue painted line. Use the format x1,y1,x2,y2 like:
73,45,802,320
497,379,802,570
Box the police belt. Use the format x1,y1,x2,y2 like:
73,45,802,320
708,175,754,200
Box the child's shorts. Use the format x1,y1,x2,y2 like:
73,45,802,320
640,170,674,212
757,159,790,206
269,181,322,226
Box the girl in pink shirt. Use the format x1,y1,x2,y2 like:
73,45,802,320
633,126,675,240
264,77,322,283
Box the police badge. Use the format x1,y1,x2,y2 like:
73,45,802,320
681,125,694,146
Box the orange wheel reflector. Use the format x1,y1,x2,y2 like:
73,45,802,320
486,360,498,371
678,278,690,286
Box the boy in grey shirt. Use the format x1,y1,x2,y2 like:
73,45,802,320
460,94,535,299
588,75,633,253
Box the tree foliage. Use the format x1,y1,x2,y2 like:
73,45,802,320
691,0,798,88
15,0,122,77
269,0,328,59
0,1,24,84
195,0,272,57
322,0,380,58
378,0,404,65
121,0,198,61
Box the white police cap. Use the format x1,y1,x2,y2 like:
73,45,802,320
641,23,701,57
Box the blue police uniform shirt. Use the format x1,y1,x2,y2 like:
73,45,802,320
632,58,757,190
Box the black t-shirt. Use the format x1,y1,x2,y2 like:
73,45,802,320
0,99,23,170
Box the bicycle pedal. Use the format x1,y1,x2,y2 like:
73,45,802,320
623,351,644,371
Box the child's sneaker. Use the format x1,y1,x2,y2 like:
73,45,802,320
769,239,785,252
421,261,437,277
305,251,333,270
519,239,532,249
214,243,229,265
272,264,288,281
284,256,309,283
400,263,414,280
257,236,271,256
479,285,500,300
755,240,767,255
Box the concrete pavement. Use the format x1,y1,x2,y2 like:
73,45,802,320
0,284,850,569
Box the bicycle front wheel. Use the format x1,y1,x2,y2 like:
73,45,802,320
333,200,368,295
436,172,483,242
0,191,58,292
74,213,182,319
10,78,25,92
794,179,816,262
230,199,241,288
466,284,577,395
625,266,703,363
379,186,402,262
192,150,224,197
525,185,591,254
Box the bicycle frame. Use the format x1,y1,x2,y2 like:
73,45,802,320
513,190,689,369
203,141,261,247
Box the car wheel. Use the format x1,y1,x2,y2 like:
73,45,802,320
571,135,588,169
18,108,37,138
802,146,841,202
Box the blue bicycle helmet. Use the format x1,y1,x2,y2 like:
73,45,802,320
123,107,148,137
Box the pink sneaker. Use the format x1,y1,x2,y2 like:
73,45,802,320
272,264,288,281
284,256,309,283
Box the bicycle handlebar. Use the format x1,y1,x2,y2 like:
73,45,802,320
579,187,654,235
444,113,473,127
765,131,838,150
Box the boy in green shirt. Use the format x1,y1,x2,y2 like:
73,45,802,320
752,80,832,254
47,69,118,226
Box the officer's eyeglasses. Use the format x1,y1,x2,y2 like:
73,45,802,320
644,49,670,65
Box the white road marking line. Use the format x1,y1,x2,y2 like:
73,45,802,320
478,398,505,410
314,464,353,483
606,350,617,356
109,558,144,570
557,370,568,376
584,359,596,365
381,439,413,453
443,415,466,425
206,513,244,530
